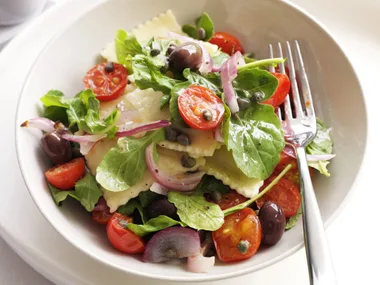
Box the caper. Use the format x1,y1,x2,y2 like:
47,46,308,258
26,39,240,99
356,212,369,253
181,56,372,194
210,190,222,203
177,133,190,146
197,27,206,40
164,127,179,142
181,154,196,168
150,48,161,57
237,97,251,110
202,109,213,121
252,91,265,102
104,62,114,73
237,240,250,254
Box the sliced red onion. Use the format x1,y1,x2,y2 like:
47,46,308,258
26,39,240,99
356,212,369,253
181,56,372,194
220,51,243,113
150,182,169,196
116,120,170,138
143,227,201,263
93,197,109,212
307,154,336,161
212,127,224,143
187,254,215,273
62,133,106,155
20,117,55,133
168,32,213,73
283,144,296,158
145,143,204,191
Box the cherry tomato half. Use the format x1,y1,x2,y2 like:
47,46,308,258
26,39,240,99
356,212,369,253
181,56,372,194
45,157,85,190
213,208,262,262
262,72,291,108
256,177,301,218
274,147,300,186
106,213,145,254
209,32,244,55
178,85,225,130
84,62,128,101
217,191,248,210
92,197,112,225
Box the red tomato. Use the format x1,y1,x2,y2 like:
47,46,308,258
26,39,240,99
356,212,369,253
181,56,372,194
92,197,112,225
217,191,248,210
178,85,225,130
45,158,85,190
209,32,244,55
262,72,291,108
106,213,145,254
84,62,128,101
274,147,300,185
212,208,261,262
256,177,301,218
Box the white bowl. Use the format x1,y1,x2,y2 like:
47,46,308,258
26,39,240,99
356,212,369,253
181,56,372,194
15,0,367,282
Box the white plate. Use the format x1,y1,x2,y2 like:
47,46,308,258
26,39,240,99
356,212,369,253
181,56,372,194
0,0,379,284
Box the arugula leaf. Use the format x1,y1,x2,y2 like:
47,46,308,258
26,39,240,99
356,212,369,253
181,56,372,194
118,198,146,223
182,24,197,38
160,94,171,110
195,175,230,194
168,192,224,231
169,81,191,126
115,29,143,68
285,202,302,230
132,54,181,94
306,119,334,176
233,68,278,101
127,215,186,236
44,106,69,125
183,69,221,94
139,191,161,208
145,37,176,55
96,129,165,192
48,183,79,206
41,90,69,124
195,13,214,41
40,90,67,108
225,104,285,180
74,172,103,212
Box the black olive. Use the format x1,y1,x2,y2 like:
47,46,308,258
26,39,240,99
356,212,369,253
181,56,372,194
237,240,250,254
166,44,176,55
258,201,286,246
237,97,251,110
202,110,213,121
104,62,114,73
197,28,206,40
169,42,203,72
40,130,72,165
150,48,161,57
164,127,179,142
177,133,190,146
210,190,222,203
251,91,265,102
181,154,196,168
147,197,178,220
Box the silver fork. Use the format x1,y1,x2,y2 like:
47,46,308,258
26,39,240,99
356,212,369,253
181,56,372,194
268,41,337,285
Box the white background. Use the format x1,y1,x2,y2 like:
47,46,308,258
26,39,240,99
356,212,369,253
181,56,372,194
0,0,379,284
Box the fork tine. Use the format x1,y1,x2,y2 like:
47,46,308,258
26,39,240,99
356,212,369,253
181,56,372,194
285,41,304,118
277,43,292,120
268,44,281,118
294,40,315,118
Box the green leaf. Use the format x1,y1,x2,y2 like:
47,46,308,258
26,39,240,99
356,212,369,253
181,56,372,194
226,104,285,180
118,198,146,223
212,51,230,67
43,106,69,125
183,69,221,95
195,12,214,41
115,30,143,67
127,215,186,236
285,203,302,230
221,104,231,144
132,54,181,94
48,183,79,206
168,192,224,231
66,97,86,127
182,24,197,38
139,190,161,208
306,119,334,176
74,172,103,212
169,81,191,126
195,175,230,194
160,94,171,110
40,90,67,108
233,68,278,101
96,129,165,192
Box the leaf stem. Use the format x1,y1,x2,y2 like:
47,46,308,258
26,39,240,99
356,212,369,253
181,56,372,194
223,164,293,216
237,58,286,71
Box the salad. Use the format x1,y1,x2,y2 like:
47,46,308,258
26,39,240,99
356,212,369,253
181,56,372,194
21,10,335,273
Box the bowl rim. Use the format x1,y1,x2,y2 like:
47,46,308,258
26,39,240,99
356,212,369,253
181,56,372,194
14,0,368,282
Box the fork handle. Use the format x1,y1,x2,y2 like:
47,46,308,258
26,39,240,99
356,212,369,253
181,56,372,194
296,147,337,285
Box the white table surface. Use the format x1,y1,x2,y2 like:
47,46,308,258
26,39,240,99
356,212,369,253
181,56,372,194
1,0,379,284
